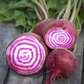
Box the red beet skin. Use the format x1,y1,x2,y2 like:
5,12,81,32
45,48,78,84
6,33,48,75
33,19,55,38
44,19,78,49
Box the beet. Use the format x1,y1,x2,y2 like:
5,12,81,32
6,33,48,75
33,19,55,38
45,48,78,84
44,19,78,50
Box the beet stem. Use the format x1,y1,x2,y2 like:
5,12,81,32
57,77,65,84
63,0,71,19
32,0,48,20
69,0,78,23
57,6,66,20
45,71,60,84
73,0,83,23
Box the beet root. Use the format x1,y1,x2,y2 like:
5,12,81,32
44,19,78,50
33,19,55,38
45,48,78,84
6,33,48,75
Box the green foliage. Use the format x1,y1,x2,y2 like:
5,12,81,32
0,0,37,31
45,0,67,18
0,0,84,32
46,0,67,11
76,9,84,32
79,9,84,26
8,1,28,9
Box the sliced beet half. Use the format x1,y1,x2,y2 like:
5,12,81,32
44,19,78,50
6,33,48,75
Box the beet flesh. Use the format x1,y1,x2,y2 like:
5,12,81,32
45,48,78,84
6,33,48,75
33,19,55,38
44,19,78,49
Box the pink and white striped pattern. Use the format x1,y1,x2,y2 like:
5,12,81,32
6,33,47,75
44,28,75,49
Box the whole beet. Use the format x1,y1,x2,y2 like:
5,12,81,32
45,48,78,84
33,19,55,38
